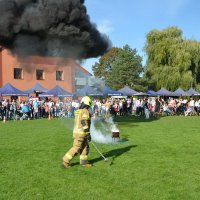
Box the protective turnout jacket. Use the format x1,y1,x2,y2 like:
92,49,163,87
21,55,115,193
73,108,91,136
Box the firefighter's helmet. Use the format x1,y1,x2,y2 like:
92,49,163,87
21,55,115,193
81,96,92,107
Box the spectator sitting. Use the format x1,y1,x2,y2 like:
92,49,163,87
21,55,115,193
21,102,30,120
163,103,172,116
184,106,193,116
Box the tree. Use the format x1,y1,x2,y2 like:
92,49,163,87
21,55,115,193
144,26,200,91
92,47,120,81
92,45,145,90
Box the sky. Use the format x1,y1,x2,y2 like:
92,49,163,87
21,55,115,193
82,0,200,74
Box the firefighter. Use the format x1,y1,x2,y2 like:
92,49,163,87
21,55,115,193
62,96,92,168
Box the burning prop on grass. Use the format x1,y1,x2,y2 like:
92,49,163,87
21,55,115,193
111,130,120,142
105,117,120,142
91,116,120,143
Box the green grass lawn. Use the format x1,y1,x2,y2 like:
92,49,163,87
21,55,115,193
0,116,200,200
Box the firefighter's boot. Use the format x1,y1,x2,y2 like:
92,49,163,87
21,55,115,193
61,160,71,169
81,163,93,167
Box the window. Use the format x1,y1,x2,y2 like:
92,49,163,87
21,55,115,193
36,69,44,80
14,68,23,79
56,71,63,81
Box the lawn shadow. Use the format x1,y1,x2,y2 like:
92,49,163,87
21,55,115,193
89,144,137,165
71,145,136,166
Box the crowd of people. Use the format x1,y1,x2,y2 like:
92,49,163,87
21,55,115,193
1,96,200,121
92,97,200,119
0,98,75,121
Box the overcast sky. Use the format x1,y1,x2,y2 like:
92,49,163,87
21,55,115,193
82,0,200,73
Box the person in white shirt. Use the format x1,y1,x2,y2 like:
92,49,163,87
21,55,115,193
144,99,150,119
189,98,195,109
135,99,141,116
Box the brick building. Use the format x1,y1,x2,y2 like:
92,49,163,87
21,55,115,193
0,48,92,93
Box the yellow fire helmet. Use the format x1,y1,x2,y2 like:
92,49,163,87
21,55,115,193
81,96,92,107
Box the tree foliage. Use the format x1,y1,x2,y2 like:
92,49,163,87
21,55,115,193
92,45,145,90
144,26,200,91
92,47,120,81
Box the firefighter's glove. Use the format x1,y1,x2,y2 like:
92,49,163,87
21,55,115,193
86,133,91,142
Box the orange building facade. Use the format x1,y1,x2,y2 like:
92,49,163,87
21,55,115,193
0,48,91,93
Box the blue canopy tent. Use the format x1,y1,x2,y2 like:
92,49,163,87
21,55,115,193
0,83,28,96
134,92,150,96
146,89,158,96
38,85,73,97
172,88,190,96
74,85,103,97
102,86,122,96
24,83,48,93
117,86,138,96
187,88,200,96
156,87,174,96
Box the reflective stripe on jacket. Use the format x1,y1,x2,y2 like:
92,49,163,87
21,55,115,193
73,108,91,136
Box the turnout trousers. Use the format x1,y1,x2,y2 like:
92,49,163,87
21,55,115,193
63,134,89,166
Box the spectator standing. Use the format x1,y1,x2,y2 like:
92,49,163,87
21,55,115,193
105,99,111,117
33,99,39,119
144,99,150,119
119,99,123,116
126,98,132,115
155,98,161,113
2,99,8,120
113,101,119,117
10,99,17,120
135,98,141,116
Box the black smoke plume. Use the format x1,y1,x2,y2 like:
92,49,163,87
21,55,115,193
0,0,111,59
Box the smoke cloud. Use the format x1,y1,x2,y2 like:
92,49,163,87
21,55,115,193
90,116,119,144
0,0,111,59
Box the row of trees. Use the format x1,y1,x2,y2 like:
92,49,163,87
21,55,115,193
92,27,200,92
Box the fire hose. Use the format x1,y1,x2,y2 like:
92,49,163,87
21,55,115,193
91,141,108,162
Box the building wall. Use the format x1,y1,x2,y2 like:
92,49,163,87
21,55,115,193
0,49,91,92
